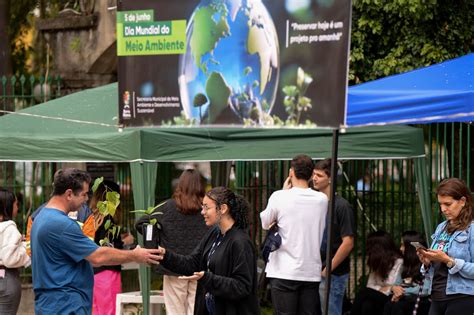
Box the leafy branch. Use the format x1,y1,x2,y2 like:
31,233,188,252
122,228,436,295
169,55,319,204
92,177,122,246
130,200,167,227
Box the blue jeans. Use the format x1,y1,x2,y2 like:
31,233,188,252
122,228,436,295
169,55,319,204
319,273,349,315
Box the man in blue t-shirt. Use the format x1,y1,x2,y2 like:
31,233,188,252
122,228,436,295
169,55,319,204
30,168,163,315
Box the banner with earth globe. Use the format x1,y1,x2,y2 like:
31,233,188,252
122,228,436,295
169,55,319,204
117,0,351,128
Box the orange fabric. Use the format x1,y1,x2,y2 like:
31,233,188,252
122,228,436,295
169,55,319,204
82,215,96,241
26,209,96,256
25,216,33,256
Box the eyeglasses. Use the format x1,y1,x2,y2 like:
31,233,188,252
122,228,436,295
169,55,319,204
201,204,216,211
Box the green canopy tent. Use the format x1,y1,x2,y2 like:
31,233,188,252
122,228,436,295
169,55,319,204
0,83,431,312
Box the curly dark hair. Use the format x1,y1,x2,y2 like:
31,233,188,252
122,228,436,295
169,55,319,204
206,186,249,230
366,230,401,280
0,189,16,221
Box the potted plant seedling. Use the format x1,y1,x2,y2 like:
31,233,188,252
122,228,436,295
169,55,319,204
132,201,166,249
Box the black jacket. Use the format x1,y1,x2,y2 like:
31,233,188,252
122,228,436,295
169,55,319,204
162,225,260,315
136,199,209,275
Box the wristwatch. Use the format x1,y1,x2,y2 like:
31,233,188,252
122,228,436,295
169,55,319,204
446,257,456,268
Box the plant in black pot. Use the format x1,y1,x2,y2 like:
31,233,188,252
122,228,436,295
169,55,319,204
133,201,166,249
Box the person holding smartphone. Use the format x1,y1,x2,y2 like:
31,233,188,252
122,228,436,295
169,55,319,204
417,178,474,315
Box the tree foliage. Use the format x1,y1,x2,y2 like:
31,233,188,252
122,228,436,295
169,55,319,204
350,0,474,84
7,0,80,74
8,0,37,75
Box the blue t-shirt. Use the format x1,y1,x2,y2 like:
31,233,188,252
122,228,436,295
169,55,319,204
31,207,99,314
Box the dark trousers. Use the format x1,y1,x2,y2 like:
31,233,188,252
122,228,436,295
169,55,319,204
351,287,390,315
383,296,430,315
270,278,321,315
428,295,474,315
0,268,21,315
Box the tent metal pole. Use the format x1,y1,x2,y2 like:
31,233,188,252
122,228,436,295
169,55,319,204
323,128,339,315
130,161,158,315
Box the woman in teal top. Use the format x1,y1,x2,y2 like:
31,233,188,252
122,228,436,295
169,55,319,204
417,178,474,315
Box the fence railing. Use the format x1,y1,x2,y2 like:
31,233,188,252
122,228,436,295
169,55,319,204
1,75,472,298
1,75,62,116
233,125,472,297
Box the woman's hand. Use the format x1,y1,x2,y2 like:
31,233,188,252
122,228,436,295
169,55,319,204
417,249,432,267
419,249,450,264
283,176,292,190
391,285,404,302
179,271,205,281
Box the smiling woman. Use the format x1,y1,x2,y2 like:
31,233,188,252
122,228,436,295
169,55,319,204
417,178,474,315
159,187,260,315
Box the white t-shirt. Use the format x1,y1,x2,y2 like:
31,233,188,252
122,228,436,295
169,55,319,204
260,187,328,282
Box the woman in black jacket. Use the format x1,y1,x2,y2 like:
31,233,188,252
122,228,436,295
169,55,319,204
158,186,260,315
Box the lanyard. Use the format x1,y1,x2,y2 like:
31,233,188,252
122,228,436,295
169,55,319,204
207,232,224,271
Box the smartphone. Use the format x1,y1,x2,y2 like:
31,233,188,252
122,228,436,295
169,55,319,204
410,241,427,250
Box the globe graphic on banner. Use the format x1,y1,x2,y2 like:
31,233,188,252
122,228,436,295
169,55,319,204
178,0,279,125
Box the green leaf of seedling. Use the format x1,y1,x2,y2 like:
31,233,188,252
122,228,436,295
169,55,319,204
106,191,120,216
150,218,157,226
115,226,121,238
97,201,107,215
146,200,168,214
130,209,146,213
282,85,298,97
111,226,116,237
91,177,104,193
104,219,111,231
99,237,109,246
252,80,259,88
106,191,120,207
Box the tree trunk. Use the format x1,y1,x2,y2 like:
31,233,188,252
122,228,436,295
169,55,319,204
0,0,12,77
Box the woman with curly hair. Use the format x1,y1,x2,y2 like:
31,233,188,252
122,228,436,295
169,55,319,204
351,230,403,315
158,186,260,314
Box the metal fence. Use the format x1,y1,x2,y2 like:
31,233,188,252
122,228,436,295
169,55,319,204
1,75,472,297
233,122,472,297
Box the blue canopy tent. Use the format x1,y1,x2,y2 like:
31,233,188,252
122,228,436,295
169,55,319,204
346,53,474,241
347,53,474,126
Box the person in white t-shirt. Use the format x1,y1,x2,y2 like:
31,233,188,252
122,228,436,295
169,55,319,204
260,154,328,315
